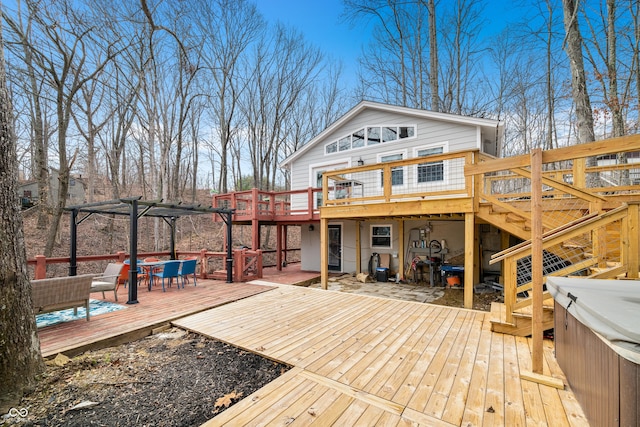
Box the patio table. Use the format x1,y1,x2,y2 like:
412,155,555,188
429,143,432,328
138,260,170,291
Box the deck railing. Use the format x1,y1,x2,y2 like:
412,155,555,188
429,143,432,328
322,150,475,206
464,136,640,323
28,248,264,282
212,187,322,222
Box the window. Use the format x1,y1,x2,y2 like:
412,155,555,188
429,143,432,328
382,127,397,142
380,153,404,186
326,141,337,154
338,136,350,151
399,126,414,139
324,125,415,155
352,129,365,148
371,225,392,248
416,146,444,183
367,127,381,145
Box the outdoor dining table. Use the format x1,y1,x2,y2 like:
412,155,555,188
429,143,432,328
137,260,170,291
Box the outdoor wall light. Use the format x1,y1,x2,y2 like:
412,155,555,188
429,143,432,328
309,224,314,231
357,158,364,166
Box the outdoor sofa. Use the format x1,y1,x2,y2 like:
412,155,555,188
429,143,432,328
31,274,95,321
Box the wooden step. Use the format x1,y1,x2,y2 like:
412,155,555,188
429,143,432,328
490,302,555,337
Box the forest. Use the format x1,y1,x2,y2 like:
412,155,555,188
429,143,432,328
2,0,639,255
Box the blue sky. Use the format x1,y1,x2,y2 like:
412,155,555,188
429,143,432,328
255,0,518,87
255,0,372,84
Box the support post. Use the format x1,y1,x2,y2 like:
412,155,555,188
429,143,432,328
276,223,283,271
321,217,328,290
69,208,78,276
355,220,361,274
169,217,177,260
398,220,404,280
226,211,233,283
34,255,46,279
128,198,139,304
531,147,543,374
464,213,474,308
627,202,639,278
251,219,259,251
283,225,288,267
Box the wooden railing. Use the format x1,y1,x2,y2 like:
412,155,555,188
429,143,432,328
322,150,475,206
464,136,640,324
489,203,638,324
28,248,264,282
212,188,322,222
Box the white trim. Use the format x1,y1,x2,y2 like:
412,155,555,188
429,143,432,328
370,223,393,249
308,160,351,187
377,149,408,189
280,100,502,168
413,142,449,186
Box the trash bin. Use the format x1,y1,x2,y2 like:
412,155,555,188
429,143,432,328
376,267,389,282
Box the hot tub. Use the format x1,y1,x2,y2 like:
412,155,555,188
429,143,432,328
547,277,640,427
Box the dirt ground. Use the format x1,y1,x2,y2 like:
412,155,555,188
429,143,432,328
4,329,289,427
429,287,502,312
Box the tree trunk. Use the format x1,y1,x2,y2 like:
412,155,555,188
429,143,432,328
562,0,598,188
562,0,595,145
427,0,439,112
0,17,44,412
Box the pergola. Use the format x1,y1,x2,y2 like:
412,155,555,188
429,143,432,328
65,197,235,304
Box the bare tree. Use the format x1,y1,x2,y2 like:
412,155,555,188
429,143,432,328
427,0,439,111
3,2,52,228
562,0,596,145
4,0,119,256
0,9,44,412
195,0,264,193
241,24,324,191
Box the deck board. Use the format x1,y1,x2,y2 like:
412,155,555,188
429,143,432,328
178,284,589,426
37,279,274,358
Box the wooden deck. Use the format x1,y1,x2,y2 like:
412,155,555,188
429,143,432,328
173,283,589,426
37,279,274,358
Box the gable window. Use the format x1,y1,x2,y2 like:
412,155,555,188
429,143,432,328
367,127,381,145
380,153,404,186
371,224,392,248
324,125,416,155
416,146,444,183
326,141,337,154
352,129,365,148
399,126,414,139
338,136,351,151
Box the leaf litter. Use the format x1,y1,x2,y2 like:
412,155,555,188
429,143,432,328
6,328,289,426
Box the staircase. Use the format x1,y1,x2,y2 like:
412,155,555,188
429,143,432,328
469,145,640,337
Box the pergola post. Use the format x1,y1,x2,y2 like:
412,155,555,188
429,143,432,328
128,198,139,304
169,216,177,260
69,208,78,276
276,223,283,271
226,210,233,283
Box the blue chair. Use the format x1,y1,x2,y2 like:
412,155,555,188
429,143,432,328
179,259,197,288
151,260,181,292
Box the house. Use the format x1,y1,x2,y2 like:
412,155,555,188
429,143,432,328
18,169,86,208
213,101,640,334
280,100,504,280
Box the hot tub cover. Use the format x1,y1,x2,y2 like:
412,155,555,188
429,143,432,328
547,277,640,354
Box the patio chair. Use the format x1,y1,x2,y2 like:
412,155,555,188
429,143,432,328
91,262,124,301
179,259,197,287
117,262,130,288
123,259,148,288
151,260,181,292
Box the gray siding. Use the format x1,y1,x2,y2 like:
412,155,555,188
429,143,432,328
290,108,480,193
